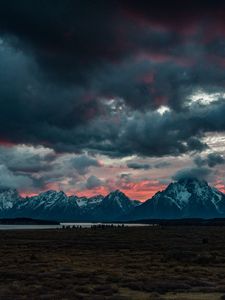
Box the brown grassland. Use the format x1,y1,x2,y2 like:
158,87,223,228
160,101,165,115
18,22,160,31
0,226,225,299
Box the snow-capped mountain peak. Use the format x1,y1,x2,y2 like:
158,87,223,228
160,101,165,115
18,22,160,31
0,178,225,221
0,188,21,211
125,177,225,220
100,190,139,215
30,190,69,209
165,178,211,209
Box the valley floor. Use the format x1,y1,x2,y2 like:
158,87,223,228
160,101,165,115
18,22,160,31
0,226,225,299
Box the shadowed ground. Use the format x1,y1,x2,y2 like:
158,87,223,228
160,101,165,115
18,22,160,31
0,226,225,299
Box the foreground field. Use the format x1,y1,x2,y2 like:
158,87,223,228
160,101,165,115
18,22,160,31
0,226,225,299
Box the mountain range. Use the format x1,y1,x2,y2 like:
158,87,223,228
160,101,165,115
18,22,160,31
0,178,225,221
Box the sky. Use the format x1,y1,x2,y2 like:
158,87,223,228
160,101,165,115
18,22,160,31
0,0,225,200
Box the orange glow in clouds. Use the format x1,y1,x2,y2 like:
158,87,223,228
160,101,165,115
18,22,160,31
75,180,166,201
119,180,166,201
20,181,225,201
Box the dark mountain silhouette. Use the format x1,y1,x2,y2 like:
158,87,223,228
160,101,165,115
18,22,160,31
124,178,225,220
0,178,224,221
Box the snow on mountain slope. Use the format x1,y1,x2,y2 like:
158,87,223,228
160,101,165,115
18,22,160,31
13,190,81,220
125,178,225,220
74,195,104,208
74,197,87,208
0,178,225,221
91,190,140,221
0,188,21,212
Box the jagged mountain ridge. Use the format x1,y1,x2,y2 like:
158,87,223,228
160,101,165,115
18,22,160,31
0,188,21,211
0,189,140,221
90,190,140,221
0,178,225,221
13,191,82,221
124,178,225,220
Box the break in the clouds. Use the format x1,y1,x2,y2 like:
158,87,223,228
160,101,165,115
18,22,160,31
0,1,225,199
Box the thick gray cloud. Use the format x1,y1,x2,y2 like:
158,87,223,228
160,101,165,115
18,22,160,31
172,167,212,181
0,164,33,189
194,152,225,168
0,1,224,194
127,162,151,170
85,175,102,189
0,144,104,192
127,161,171,170
0,12,225,159
0,145,56,173
70,154,101,175
69,102,224,158
154,162,171,169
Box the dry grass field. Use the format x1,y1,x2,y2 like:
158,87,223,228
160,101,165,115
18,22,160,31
0,226,225,299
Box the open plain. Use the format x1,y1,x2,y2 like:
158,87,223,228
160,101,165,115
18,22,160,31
0,226,225,299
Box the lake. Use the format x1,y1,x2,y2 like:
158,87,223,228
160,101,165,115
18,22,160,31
0,223,151,230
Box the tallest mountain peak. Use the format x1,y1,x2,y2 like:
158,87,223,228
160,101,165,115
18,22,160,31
125,178,225,220
171,177,209,193
110,189,125,196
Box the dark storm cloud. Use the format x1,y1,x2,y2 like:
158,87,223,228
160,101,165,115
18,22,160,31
154,162,171,169
0,1,120,82
91,59,225,112
0,145,56,173
0,164,33,189
172,167,212,181
194,153,225,168
85,175,102,189
0,0,206,82
122,0,225,15
81,101,225,157
127,161,171,170
120,173,131,180
0,40,104,145
70,154,101,175
0,0,225,160
127,162,151,170
186,138,208,153
41,99,224,158
205,153,225,167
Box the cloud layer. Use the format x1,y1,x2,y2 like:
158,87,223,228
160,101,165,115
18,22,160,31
0,1,225,198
